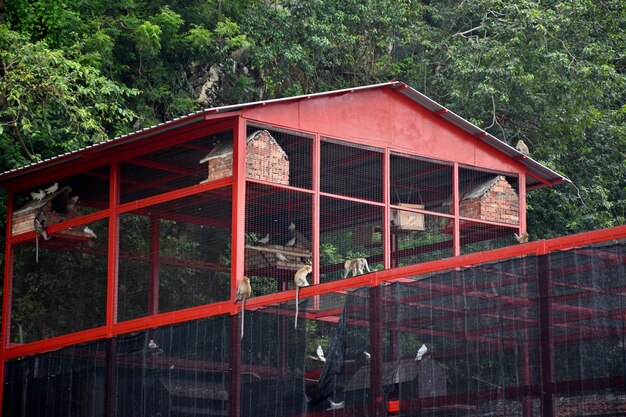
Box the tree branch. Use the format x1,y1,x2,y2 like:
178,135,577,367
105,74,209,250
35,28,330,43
454,24,484,37
12,121,37,161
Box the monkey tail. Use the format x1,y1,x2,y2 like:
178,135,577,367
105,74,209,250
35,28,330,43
364,259,371,272
295,287,299,329
241,298,246,340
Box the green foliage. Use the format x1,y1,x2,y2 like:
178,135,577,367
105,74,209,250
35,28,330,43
0,25,137,167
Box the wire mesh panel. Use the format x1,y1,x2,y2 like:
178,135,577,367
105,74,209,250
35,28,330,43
247,124,313,190
115,316,230,417
118,188,232,320
459,221,518,255
390,153,453,215
10,218,108,343
389,258,542,417
458,167,520,226
321,138,383,203
11,166,109,237
120,129,233,203
245,183,313,297
320,196,383,283
548,245,626,415
239,309,308,417
391,211,453,267
3,340,107,417
4,241,626,416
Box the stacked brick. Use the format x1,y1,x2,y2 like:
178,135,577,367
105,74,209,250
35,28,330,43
460,175,519,225
204,130,290,185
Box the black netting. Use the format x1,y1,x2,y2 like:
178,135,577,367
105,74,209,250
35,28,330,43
5,242,626,416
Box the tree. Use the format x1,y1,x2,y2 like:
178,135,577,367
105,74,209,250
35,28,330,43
0,25,137,167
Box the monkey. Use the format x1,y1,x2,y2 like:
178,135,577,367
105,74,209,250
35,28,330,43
514,232,529,244
34,210,52,263
515,140,530,157
44,182,58,195
234,276,252,339
343,257,372,278
294,265,312,329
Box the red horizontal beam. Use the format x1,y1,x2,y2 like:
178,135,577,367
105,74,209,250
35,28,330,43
6,225,626,360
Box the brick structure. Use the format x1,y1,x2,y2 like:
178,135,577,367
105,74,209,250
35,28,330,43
459,175,519,225
200,130,290,185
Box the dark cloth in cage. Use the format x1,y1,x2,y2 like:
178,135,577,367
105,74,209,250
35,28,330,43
310,296,347,405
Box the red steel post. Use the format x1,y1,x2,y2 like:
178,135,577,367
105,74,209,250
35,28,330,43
453,162,460,256
538,254,554,417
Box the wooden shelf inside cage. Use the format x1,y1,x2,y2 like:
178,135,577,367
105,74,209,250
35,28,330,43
245,244,311,271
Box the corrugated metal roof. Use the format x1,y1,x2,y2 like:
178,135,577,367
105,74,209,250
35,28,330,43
0,81,568,188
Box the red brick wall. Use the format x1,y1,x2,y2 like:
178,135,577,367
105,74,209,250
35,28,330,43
459,176,519,225
206,131,290,185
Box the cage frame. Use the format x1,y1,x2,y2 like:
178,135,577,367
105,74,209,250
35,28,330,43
0,82,603,417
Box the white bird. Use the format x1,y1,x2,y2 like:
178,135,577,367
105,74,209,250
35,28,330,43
31,190,46,201
288,222,296,231
44,182,58,195
364,351,371,362
276,252,289,262
415,344,428,361
285,236,296,247
148,339,163,354
316,345,326,362
257,233,270,244
515,140,530,157
83,226,97,238
327,399,345,410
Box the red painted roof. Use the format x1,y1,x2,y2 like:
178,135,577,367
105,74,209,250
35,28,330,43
0,82,568,188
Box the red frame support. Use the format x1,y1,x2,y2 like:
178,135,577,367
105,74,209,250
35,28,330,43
148,214,160,315
228,116,247,417
369,285,385,416
383,148,391,273
0,190,14,409
538,254,555,417
519,172,527,234
107,161,120,334
453,162,461,256
312,132,321,309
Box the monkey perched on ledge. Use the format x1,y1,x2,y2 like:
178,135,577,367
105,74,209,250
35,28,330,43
294,265,311,329
235,276,252,339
